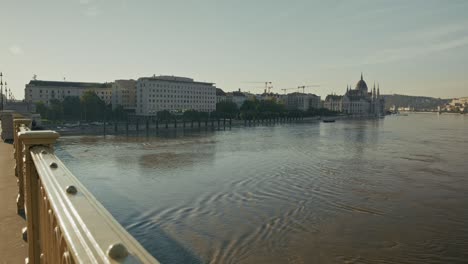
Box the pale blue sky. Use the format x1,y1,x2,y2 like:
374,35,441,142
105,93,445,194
1,0,468,99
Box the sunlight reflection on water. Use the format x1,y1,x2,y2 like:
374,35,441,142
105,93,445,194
56,113,468,264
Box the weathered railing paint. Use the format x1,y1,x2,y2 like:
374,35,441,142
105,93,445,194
14,119,159,264
13,118,32,215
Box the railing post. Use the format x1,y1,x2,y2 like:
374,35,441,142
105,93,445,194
13,119,32,215
18,130,59,264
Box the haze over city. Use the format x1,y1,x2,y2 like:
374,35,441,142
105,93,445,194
1,0,468,99
1,1,468,263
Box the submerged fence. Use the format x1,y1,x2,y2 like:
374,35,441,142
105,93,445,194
12,118,159,263
52,115,308,136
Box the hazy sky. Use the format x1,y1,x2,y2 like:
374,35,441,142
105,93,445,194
1,0,468,99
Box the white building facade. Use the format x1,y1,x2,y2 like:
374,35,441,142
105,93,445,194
216,89,255,109
111,79,137,110
227,90,248,108
281,92,321,111
323,95,343,112
25,80,113,105
136,76,216,116
216,88,227,103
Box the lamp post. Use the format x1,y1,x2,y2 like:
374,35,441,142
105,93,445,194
5,82,8,104
0,72,3,110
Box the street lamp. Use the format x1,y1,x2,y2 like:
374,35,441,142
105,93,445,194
0,72,3,110
5,82,8,104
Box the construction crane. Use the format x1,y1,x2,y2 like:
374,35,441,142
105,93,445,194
297,85,320,93
8,89,16,101
243,81,273,93
265,82,273,93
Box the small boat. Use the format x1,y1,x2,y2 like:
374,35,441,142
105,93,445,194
323,119,336,123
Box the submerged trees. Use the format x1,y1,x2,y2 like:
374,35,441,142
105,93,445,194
34,91,125,122
81,91,106,121
34,92,339,123
215,101,238,118
63,96,81,120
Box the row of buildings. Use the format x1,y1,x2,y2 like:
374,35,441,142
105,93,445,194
216,88,321,111
25,75,217,116
24,75,322,116
441,97,468,112
24,73,384,117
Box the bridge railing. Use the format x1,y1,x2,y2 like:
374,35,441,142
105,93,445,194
13,119,159,264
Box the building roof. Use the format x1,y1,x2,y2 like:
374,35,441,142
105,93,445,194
260,92,281,97
287,92,305,96
355,73,368,91
231,91,246,97
347,90,361,96
325,95,343,101
139,75,214,85
216,88,226,96
287,92,319,97
28,80,112,88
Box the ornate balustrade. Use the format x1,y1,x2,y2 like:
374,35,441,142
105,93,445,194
13,119,159,264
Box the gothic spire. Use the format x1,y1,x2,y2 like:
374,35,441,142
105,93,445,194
361,72,363,80
373,83,376,99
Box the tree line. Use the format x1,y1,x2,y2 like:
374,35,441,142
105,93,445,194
36,91,126,122
36,91,338,122
212,99,338,120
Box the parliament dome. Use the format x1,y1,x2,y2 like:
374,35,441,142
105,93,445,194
355,73,368,91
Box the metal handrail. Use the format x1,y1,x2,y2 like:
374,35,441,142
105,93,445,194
13,118,159,264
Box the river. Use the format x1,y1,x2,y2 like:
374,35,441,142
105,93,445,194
56,113,468,264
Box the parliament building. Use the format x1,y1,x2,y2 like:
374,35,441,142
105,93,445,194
324,73,385,117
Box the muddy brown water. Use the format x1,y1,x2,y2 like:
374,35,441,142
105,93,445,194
56,113,468,264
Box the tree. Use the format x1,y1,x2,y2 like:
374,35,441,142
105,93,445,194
216,101,238,118
183,110,200,121
81,91,106,121
48,99,64,121
239,99,287,120
157,110,173,121
112,105,126,121
258,100,284,114
104,104,113,121
240,100,258,112
35,101,48,119
63,96,81,120
288,109,304,118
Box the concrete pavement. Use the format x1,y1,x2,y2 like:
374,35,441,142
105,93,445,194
0,140,27,263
